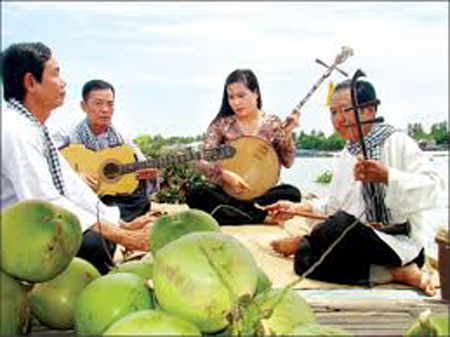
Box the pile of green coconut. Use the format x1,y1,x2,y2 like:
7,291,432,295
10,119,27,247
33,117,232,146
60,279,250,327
1,199,448,336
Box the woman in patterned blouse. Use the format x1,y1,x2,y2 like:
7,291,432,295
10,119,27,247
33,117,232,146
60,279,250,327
186,69,301,225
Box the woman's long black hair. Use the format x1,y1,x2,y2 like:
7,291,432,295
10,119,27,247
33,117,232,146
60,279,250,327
212,69,263,122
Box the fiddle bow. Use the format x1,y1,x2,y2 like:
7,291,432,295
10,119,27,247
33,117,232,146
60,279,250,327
348,70,394,228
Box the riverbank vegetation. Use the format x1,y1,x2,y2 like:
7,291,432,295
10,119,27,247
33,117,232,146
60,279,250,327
134,120,448,202
135,120,448,154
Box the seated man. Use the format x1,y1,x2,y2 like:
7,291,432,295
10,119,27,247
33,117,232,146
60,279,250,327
1,42,153,275
263,77,445,296
53,79,159,222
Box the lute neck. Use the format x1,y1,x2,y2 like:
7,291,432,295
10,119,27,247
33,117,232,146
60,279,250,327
292,61,340,114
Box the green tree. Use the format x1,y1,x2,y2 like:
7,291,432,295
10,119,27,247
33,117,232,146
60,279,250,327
323,132,346,151
133,134,205,203
295,129,345,151
430,121,449,145
407,123,429,140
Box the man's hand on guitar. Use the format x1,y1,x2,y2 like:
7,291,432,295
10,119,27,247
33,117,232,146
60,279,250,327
136,168,159,180
79,173,99,191
222,169,251,196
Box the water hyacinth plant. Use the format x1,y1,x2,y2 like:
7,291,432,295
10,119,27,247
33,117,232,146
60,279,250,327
314,170,333,184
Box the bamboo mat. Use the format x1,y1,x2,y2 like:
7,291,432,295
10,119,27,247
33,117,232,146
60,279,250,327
221,224,343,289
124,203,437,291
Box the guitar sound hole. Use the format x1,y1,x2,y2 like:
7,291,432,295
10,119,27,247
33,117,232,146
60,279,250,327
103,163,120,179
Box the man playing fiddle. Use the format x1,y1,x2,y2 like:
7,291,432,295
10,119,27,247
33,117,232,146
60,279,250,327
262,77,445,296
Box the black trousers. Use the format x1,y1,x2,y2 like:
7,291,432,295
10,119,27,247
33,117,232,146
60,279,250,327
186,183,301,225
294,211,425,285
100,192,151,222
77,229,116,275
78,191,150,274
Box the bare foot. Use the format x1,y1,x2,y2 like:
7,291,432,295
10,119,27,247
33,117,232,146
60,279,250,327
390,264,439,297
270,236,303,257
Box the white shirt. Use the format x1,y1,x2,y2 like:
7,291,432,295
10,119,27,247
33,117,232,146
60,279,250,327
1,106,121,232
309,132,446,265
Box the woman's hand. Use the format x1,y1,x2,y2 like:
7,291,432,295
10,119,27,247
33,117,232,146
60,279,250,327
282,109,301,135
222,169,251,196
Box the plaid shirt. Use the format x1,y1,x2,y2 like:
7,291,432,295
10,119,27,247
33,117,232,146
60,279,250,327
346,123,396,224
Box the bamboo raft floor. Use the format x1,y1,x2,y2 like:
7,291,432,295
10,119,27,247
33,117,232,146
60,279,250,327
30,289,449,336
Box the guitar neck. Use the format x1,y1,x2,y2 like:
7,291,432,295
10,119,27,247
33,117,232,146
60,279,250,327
119,150,201,174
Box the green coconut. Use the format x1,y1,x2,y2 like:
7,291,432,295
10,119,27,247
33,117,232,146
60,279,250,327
74,272,154,335
103,309,201,336
1,199,82,282
405,309,449,336
29,257,100,330
0,271,29,335
287,323,354,336
150,208,220,254
254,288,316,335
254,266,272,295
153,231,259,333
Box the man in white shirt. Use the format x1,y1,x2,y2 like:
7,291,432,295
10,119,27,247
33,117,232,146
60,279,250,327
1,42,152,274
52,79,159,222
263,77,445,296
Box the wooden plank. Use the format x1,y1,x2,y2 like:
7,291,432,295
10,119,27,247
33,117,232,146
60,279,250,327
307,299,449,336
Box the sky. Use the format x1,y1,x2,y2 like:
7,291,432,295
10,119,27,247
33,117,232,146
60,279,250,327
2,1,448,139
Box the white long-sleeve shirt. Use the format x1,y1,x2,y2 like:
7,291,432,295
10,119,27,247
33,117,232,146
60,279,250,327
1,106,120,232
309,132,446,265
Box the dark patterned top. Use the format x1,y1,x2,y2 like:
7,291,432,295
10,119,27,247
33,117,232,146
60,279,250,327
196,112,296,184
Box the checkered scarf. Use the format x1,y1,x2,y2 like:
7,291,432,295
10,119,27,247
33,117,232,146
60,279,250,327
8,99,66,196
74,118,123,150
346,123,396,224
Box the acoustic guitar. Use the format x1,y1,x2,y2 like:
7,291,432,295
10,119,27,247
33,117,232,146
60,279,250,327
219,46,353,200
60,143,235,195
